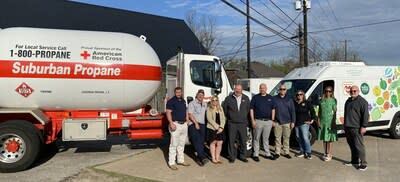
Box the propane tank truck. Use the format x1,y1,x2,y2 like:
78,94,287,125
0,27,228,172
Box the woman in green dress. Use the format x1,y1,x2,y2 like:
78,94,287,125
317,86,337,161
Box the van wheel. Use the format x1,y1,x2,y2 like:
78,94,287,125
0,121,41,173
389,116,400,139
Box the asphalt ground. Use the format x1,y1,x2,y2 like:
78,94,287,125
96,132,400,182
0,132,399,182
0,136,159,182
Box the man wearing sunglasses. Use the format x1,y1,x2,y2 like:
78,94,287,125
273,84,296,159
344,85,369,171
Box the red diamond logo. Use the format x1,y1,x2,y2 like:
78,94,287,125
15,82,34,98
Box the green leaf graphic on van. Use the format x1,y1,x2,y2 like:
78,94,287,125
391,95,398,107
380,79,387,90
388,79,400,90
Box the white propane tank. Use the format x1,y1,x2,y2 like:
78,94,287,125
0,27,162,111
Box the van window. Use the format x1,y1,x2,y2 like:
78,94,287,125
270,79,316,98
308,80,335,105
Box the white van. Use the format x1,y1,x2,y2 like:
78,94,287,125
271,61,400,140
238,77,282,96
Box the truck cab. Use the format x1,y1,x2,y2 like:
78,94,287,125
165,52,231,103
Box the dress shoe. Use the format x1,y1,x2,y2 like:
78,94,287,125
169,164,178,170
238,158,248,163
281,154,292,159
252,156,260,162
177,162,190,166
264,155,277,160
196,160,204,166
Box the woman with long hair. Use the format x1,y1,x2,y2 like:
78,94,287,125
294,90,316,160
206,96,226,164
317,86,338,161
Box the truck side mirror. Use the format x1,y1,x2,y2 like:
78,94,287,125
214,58,222,89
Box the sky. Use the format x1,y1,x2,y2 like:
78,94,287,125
72,0,400,66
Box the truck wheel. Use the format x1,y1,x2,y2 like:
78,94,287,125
389,116,400,139
0,121,41,173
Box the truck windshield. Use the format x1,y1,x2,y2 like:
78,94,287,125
270,79,316,98
190,60,220,88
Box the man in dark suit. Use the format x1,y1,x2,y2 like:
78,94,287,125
223,84,250,163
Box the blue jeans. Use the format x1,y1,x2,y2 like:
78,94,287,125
188,124,206,160
295,124,312,154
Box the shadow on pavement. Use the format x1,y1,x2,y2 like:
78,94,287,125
31,135,168,169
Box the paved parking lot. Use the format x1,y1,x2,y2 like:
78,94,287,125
0,136,159,182
96,132,400,182
0,132,399,182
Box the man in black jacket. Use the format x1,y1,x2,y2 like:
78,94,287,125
344,85,369,171
223,84,250,163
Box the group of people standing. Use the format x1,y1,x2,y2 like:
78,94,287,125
166,84,369,171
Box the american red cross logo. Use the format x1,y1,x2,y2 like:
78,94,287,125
15,82,34,98
80,50,91,60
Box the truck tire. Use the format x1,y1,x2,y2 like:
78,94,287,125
389,115,400,139
0,121,41,173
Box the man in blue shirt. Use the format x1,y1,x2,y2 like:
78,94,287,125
188,89,208,166
250,83,277,162
273,84,296,159
166,87,190,170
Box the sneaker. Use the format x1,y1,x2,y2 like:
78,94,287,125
305,153,312,160
169,164,178,170
281,154,292,159
273,154,280,159
323,154,332,161
202,159,209,165
295,153,305,158
358,164,368,171
177,162,190,166
344,162,359,167
228,159,235,163
252,156,260,162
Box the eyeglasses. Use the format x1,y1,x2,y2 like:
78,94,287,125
296,93,304,96
325,90,332,93
350,90,358,93
279,88,286,91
